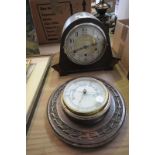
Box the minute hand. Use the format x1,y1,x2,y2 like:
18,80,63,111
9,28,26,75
73,43,97,53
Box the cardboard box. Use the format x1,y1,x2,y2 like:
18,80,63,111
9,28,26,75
112,19,129,76
29,0,91,44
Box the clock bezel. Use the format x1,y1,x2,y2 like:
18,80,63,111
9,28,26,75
64,23,108,65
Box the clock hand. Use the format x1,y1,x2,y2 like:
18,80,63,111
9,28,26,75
73,42,97,53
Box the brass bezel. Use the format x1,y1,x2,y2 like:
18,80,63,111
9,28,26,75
62,77,109,116
61,93,111,120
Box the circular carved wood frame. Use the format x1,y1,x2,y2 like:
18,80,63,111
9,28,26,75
47,77,126,148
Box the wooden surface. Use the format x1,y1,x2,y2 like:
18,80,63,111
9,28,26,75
27,54,129,155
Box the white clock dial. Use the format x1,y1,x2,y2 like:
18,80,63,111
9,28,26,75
64,23,107,65
62,77,109,115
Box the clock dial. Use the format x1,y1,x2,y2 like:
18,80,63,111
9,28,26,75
62,77,109,115
64,23,107,65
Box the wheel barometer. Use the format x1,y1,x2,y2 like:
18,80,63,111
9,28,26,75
54,12,119,75
48,77,126,148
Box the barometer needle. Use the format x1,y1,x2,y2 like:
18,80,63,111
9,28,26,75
79,93,84,103
77,90,96,94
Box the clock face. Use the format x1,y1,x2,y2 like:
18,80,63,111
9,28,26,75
64,23,107,65
62,77,109,115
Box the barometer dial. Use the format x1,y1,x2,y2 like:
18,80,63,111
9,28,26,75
62,77,109,115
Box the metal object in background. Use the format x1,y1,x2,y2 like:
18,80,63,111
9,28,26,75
95,0,110,16
94,0,117,33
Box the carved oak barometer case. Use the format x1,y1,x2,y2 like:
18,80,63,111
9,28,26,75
48,77,126,148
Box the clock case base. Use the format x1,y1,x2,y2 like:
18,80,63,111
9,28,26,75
55,17,119,76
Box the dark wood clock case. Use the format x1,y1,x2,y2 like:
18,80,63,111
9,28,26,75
53,17,119,76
